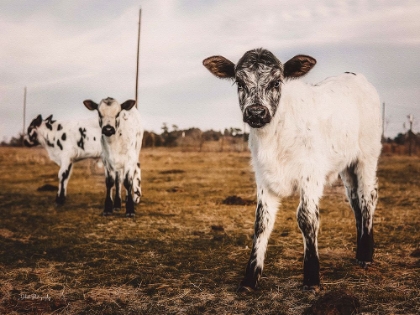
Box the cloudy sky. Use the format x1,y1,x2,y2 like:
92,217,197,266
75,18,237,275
1,0,419,141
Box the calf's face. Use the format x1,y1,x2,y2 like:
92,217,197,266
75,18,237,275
83,98,136,137
24,115,43,146
203,48,316,128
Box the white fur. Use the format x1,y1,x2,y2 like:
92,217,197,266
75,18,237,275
250,73,382,199
24,117,102,203
101,107,143,203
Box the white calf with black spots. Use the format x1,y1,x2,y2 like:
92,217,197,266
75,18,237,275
24,114,102,205
203,48,382,291
84,97,143,217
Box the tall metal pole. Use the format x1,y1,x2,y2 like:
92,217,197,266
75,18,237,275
382,102,385,141
23,87,27,140
135,8,142,108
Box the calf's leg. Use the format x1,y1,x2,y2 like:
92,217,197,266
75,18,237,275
239,188,279,291
124,171,135,217
132,162,142,204
104,171,115,216
341,161,378,267
56,162,73,205
297,190,321,289
113,171,122,210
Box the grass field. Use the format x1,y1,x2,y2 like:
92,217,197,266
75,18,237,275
0,146,419,314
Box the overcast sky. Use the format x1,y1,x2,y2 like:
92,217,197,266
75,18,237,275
1,0,419,141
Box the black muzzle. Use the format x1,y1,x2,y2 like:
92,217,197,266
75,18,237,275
102,125,116,137
244,105,271,128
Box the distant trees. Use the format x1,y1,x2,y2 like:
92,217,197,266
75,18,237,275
1,134,25,147
3,124,418,155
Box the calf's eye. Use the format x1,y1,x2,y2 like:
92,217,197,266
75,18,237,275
236,81,245,90
271,80,281,89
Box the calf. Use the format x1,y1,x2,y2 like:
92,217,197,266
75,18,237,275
24,114,102,205
203,48,382,291
83,97,143,217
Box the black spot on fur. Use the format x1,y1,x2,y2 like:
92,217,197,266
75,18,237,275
46,122,53,130
345,72,356,76
46,139,54,148
77,128,87,150
61,133,66,141
57,139,63,150
57,124,63,131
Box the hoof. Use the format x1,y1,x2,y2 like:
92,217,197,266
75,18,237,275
113,207,121,212
125,212,135,218
236,285,256,294
102,211,113,216
356,259,372,268
303,284,321,293
55,197,65,206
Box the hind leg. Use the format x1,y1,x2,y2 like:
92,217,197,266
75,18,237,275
56,162,73,205
341,161,378,266
113,170,122,211
132,162,142,204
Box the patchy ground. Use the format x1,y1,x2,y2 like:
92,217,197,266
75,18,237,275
0,147,419,314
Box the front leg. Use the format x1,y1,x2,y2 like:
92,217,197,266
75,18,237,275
297,190,321,290
239,187,279,291
113,170,122,211
104,170,115,216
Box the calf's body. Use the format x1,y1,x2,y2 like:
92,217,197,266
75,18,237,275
24,115,102,204
203,48,382,291
84,98,143,217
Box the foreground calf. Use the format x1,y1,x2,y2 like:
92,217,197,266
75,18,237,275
84,97,143,217
24,114,102,205
203,48,382,291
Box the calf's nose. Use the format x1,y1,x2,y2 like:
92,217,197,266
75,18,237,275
102,125,116,137
245,105,268,118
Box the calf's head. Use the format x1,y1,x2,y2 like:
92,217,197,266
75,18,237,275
24,114,55,146
83,97,136,137
203,48,316,128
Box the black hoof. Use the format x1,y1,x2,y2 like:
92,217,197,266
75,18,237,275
236,285,256,294
125,212,135,218
303,284,321,293
356,259,372,268
55,196,65,206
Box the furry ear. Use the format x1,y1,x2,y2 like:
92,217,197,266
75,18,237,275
45,114,56,124
121,100,136,111
203,56,235,79
83,100,98,111
34,115,43,126
283,55,316,79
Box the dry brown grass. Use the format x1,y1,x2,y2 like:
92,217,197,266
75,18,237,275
0,147,419,314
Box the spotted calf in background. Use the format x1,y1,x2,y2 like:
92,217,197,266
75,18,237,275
84,97,143,217
24,114,103,205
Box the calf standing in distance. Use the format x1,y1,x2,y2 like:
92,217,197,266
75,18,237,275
24,114,102,205
83,97,143,217
203,48,382,291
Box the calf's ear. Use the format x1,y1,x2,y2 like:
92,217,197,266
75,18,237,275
46,115,55,124
35,115,43,126
121,100,136,111
283,55,316,79
83,100,98,111
203,56,235,79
